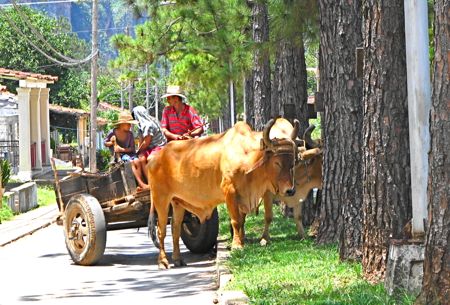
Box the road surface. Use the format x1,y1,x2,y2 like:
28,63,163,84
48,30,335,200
0,223,218,305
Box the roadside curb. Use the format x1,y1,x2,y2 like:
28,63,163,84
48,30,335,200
214,240,250,305
0,204,58,247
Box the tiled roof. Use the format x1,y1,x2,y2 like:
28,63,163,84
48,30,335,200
49,104,108,125
0,67,58,82
98,102,123,112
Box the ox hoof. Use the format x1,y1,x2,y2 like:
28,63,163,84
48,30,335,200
231,243,243,250
260,238,269,246
158,259,170,270
294,234,306,241
173,259,187,267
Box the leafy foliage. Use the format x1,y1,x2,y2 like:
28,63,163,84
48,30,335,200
0,159,11,187
0,201,14,222
96,149,112,172
0,6,90,108
111,0,251,119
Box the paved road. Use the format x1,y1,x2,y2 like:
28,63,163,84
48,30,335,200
0,223,218,305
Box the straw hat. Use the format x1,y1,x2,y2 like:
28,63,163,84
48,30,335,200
114,112,137,126
161,85,187,100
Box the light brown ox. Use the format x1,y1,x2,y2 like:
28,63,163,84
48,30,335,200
259,122,323,244
147,119,298,269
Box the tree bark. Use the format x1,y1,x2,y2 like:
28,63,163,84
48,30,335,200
334,0,364,262
251,0,271,131
244,75,254,128
272,38,309,133
416,1,450,303
316,0,341,246
361,0,412,283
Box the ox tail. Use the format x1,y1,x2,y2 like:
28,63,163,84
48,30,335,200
148,201,156,238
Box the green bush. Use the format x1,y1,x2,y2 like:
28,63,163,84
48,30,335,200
0,159,11,187
0,198,14,222
96,149,112,171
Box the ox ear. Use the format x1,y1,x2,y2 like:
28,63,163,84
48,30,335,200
300,148,322,160
291,119,300,140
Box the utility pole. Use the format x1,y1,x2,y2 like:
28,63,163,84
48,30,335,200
229,60,235,126
154,80,159,120
145,64,150,110
120,82,124,110
89,0,98,172
404,0,431,238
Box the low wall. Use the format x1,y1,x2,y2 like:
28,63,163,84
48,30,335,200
4,182,38,213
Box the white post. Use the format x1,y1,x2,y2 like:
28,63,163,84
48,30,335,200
154,80,159,120
404,0,431,238
16,88,32,181
29,88,42,170
229,60,235,126
39,88,50,166
145,64,150,110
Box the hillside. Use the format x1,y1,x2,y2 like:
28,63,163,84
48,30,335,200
0,0,146,62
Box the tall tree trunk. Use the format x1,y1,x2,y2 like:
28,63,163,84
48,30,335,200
251,0,271,131
335,0,364,262
272,38,309,133
361,0,412,283
416,1,450,303
316,0,341,245
244,75,254,127
222,89,232,130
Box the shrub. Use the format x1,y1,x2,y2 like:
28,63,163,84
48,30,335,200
96,149,112,171
0,159,11,187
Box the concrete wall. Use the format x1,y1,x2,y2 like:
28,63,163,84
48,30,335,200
4,182,38,213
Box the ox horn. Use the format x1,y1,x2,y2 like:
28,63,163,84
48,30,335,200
303,124,319,149
262,118,276,149
291,119,300,140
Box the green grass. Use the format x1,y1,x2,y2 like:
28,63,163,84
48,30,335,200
37,185,57,207
0,198,14,222
0,184,56,223
218,205,415,305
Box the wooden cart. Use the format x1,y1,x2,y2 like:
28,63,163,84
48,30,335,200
53,161,218,266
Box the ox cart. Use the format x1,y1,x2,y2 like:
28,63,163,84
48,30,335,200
52,161,219,266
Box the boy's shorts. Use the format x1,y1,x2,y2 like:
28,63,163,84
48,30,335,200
141,146,163,158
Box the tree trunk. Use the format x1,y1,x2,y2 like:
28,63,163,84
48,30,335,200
416,1,450,303
244,75,254,128
334,0,364,262
316,0,341,245
251,0,271,131
222,90,232,130
272,38,309,132
361,0,412,283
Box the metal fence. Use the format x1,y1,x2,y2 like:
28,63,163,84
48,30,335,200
0,140,19,174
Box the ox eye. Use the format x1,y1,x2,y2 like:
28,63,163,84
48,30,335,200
274,161,282,169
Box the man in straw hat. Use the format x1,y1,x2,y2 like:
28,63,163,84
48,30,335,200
104,111,137,162
160,85,204,141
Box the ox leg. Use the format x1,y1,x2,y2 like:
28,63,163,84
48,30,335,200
153,196,171,269
260,192,273,246
226,200,244,249
171,204,187,267
293,203,305,239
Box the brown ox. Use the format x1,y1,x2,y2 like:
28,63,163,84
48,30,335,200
147,119,298,269
259,122,323,244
